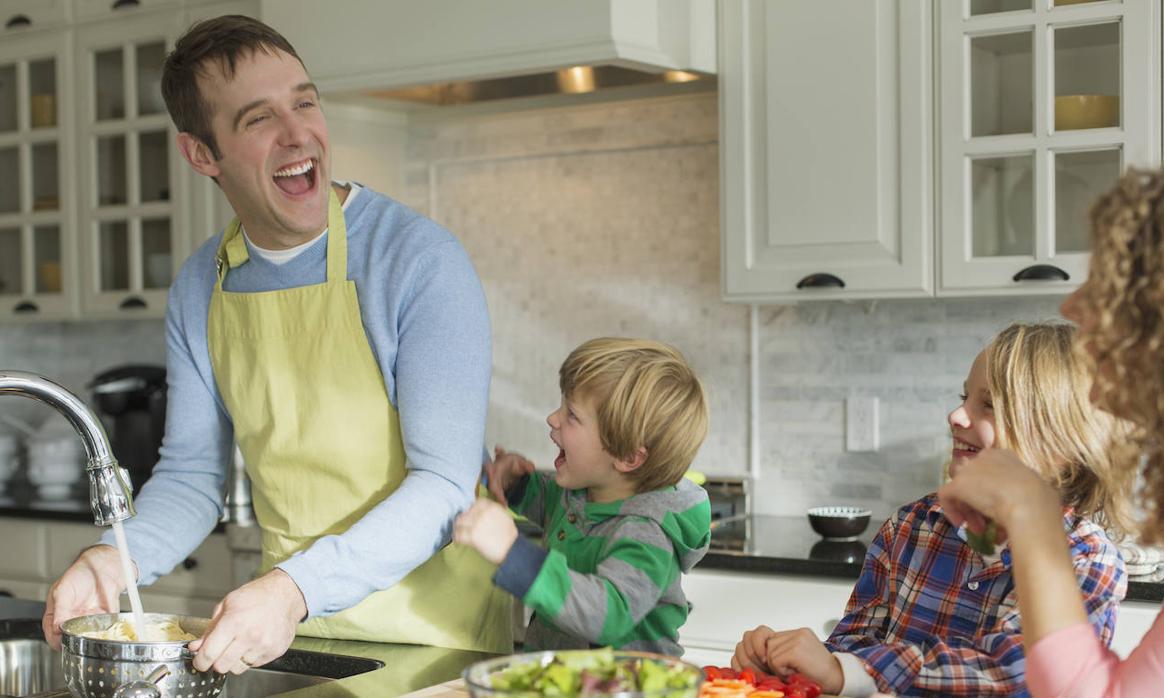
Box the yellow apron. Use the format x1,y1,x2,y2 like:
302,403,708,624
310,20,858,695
207,188,511,653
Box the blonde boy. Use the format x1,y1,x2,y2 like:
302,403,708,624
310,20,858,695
454,338,712,656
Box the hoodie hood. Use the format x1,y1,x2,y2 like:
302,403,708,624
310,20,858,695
606,478,712,572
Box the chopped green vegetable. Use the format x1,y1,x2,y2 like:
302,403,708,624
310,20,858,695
965,520,998,556
487,648,699,695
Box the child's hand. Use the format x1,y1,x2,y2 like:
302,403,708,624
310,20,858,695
485,446,535,505
453,499,519,564
762,628,843,696
732,625,776,673
938,447,1058,538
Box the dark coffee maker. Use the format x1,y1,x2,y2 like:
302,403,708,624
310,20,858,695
90,365,166,495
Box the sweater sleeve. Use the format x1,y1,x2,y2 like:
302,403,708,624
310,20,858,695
1027,611,1164,698
514,517,676,646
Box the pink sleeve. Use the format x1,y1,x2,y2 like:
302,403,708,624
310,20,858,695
1026,610,1164,698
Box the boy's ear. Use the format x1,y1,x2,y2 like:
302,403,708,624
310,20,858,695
176,132,221,179
614,447,648,474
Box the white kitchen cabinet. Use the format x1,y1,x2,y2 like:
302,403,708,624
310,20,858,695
682,569,855,657
937,0,1161,296
73,11,189,317
0,24,76,319
260,0,715,94
0,1,70,32
1112,598,1161,659
0,579,47,600
720,0,934,302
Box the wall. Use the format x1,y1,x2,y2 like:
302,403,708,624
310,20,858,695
396,92,1069,520
0,92,1071,520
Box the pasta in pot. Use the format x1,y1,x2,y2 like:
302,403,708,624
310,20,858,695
82,618,196,642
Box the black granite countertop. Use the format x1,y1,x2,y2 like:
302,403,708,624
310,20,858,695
0,480,225,533
698,514,1164,604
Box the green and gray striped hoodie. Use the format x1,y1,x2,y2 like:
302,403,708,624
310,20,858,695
493,474,711,656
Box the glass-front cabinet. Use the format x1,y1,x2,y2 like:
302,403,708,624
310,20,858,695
0,29,73,318
938,0,1160,294
75,14,184,315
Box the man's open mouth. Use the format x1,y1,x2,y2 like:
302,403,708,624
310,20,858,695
273,158,317,196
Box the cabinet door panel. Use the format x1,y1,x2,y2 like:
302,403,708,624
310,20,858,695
721,0,932,301
683,569,854,649
0,519,48,579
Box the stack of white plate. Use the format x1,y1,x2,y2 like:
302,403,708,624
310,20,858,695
0,433,20,494
27,419,83,500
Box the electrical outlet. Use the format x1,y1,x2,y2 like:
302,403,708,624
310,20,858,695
846,396,879,452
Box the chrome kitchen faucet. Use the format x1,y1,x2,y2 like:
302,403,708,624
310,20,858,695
0,370,135,525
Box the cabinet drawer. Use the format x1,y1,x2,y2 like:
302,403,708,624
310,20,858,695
45,521,101,578
73,0,180,22
149,533,232,599
683,569,854,649
0,0,68,32
1112,600,1161,658
0,519,48,579
134,591,217,618
0,577,47,602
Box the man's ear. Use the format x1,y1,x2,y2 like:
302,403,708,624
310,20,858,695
176,132,221,179
614,447,648,474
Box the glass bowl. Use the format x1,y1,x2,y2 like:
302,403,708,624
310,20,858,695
462,649,703,697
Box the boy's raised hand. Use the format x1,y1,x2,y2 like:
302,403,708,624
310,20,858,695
485,446,535,505
762,628,844,696
454,499,519,564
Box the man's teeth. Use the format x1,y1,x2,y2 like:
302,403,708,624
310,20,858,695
954,439,980,453
274,160,314,177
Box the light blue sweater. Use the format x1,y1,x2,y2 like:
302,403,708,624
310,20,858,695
99,185,492,618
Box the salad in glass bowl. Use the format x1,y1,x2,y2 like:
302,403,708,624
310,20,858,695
462,648,703,697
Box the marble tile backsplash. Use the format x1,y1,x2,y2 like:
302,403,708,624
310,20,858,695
0,92,1074,521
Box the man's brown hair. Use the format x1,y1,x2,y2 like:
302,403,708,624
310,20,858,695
161,15,303,159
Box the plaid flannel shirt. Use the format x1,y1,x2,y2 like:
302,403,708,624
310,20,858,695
825,494,1126,697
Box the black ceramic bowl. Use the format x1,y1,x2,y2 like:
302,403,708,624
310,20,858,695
807,506,872,540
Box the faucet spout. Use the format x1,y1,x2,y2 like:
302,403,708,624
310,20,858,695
0,370,134,525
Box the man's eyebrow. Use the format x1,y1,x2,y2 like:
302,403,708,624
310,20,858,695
231,84,320,131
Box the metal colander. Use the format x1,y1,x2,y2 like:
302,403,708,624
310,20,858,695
59,613,225,698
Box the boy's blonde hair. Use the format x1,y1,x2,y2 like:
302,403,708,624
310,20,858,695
986,322,1132,535
559,338,708,493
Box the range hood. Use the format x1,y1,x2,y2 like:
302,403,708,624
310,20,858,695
261,0,716,105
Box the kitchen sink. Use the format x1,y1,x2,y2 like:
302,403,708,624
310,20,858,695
0,619,383,697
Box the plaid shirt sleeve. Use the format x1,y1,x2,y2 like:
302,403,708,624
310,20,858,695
826,510,1127,696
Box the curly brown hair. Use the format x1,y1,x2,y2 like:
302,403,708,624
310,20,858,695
1073,167,1164,543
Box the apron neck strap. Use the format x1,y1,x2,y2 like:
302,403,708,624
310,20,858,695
215,185,348,286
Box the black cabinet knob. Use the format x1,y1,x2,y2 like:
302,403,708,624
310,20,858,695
1012,264,1069,282
181,557,198,571
119,296,148,310
796,272,846,289
5,15,31,29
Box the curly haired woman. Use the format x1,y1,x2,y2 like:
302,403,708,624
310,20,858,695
939,167,1164,697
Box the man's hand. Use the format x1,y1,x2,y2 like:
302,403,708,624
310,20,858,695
732,625,776,673
764,628,844,696
43,545,130,650
484,446,534,505
188,568,306,675
453,499,519,564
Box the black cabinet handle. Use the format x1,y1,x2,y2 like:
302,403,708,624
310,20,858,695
181,557,198,571
1012,264,1069,282
0,590,12,598
796,273,846,289
5,14,31,29
119,296,148,310
111,0,140,9
12,301,38,314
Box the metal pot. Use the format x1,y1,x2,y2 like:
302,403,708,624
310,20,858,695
59,613,225,698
